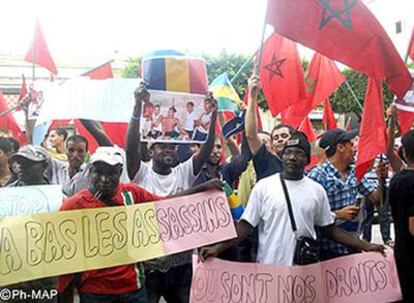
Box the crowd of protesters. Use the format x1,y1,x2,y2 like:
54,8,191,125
0,74,413,303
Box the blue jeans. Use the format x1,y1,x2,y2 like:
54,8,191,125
79,287,147,303
362,197,391,243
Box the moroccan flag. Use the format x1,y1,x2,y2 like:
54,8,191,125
210,72,242,114
266,0,412,99
355,78,386,180
298,117,319,169
84,61,113,79
0,91,23,140
282,52,345,127
24,19,57,75
142,50,208,94
322,99,337,130
259,33,306,116
408,28,414,62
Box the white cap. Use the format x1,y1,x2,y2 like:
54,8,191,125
90,146,123,166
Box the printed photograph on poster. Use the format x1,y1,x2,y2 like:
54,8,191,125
396,69,414,112
140,90,211,143
27,81,54,120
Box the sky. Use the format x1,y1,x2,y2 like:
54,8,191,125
0,0,412,64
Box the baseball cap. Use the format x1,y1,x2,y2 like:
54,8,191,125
319,128,358,153
90,146,123,166
282,131,311,164
11,145,49,162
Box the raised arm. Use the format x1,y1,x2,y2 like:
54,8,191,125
245,74,263,156
385,104,403,172
79,119,113,147
192,94,218,175
125,82,148,180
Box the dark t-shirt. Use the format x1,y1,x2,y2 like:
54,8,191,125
252,144,283,181
388,169,414,301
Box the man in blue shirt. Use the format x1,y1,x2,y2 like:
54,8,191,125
308,128,387,260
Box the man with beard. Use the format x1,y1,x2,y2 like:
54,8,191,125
126,82,217,303
200,131,384,265
245,74,294,181
308,128,387,260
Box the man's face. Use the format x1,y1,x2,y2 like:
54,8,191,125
15,157,47,184
207,138,223,166
91,162,122,198
48,130,63,148
154,106,160,115
151,143,177,167
187,103,194,113
282,146,308,175
338,140,355,166
66,141,87,171
258,133,272,153
271,127,291,154
168,109,175,117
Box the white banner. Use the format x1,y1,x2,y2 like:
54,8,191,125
36,78,141,124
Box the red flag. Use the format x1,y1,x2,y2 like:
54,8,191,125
355,78,386,180
282,52,345,127
24,19,57,75
18,75,27,102
0,91,24,140
397,109,414,135
259,33,306,117
298,117,319,169
408,28,414,62
84,62,113,79
322,99,338,130
266,0,412,99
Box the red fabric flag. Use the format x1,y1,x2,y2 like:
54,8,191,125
355,78,386,180
298,117,319,169
18,75,27,102
322,99,338,130
24,19,57,75
0,91,24,140
259,33,306,117
266,0,412,99
84,62,114,79
397,109,414,135
282,52,345,127
408,28,414,62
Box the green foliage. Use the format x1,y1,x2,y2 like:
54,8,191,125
121,57,141,78
330,69,393,115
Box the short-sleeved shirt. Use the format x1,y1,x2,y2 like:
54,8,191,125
388,169,414,301
58,183,162,295
307,160,376,256
252,144,283,181
241,174,334,265
132,157,197,272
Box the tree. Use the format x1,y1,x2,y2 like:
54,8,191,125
121,57,141,78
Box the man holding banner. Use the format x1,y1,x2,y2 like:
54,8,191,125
126,82,218,303
200,131,384,265
58,147,162,302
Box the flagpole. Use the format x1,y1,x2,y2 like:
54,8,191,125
230,54,255,84
255,19,268,75
344,80,364,111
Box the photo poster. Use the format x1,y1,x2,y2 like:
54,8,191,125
27,80,55,120
395,69,414,112
140,90,211,144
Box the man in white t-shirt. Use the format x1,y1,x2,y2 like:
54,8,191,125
183,101,198,138
126,82,218,303
200,131,384,266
